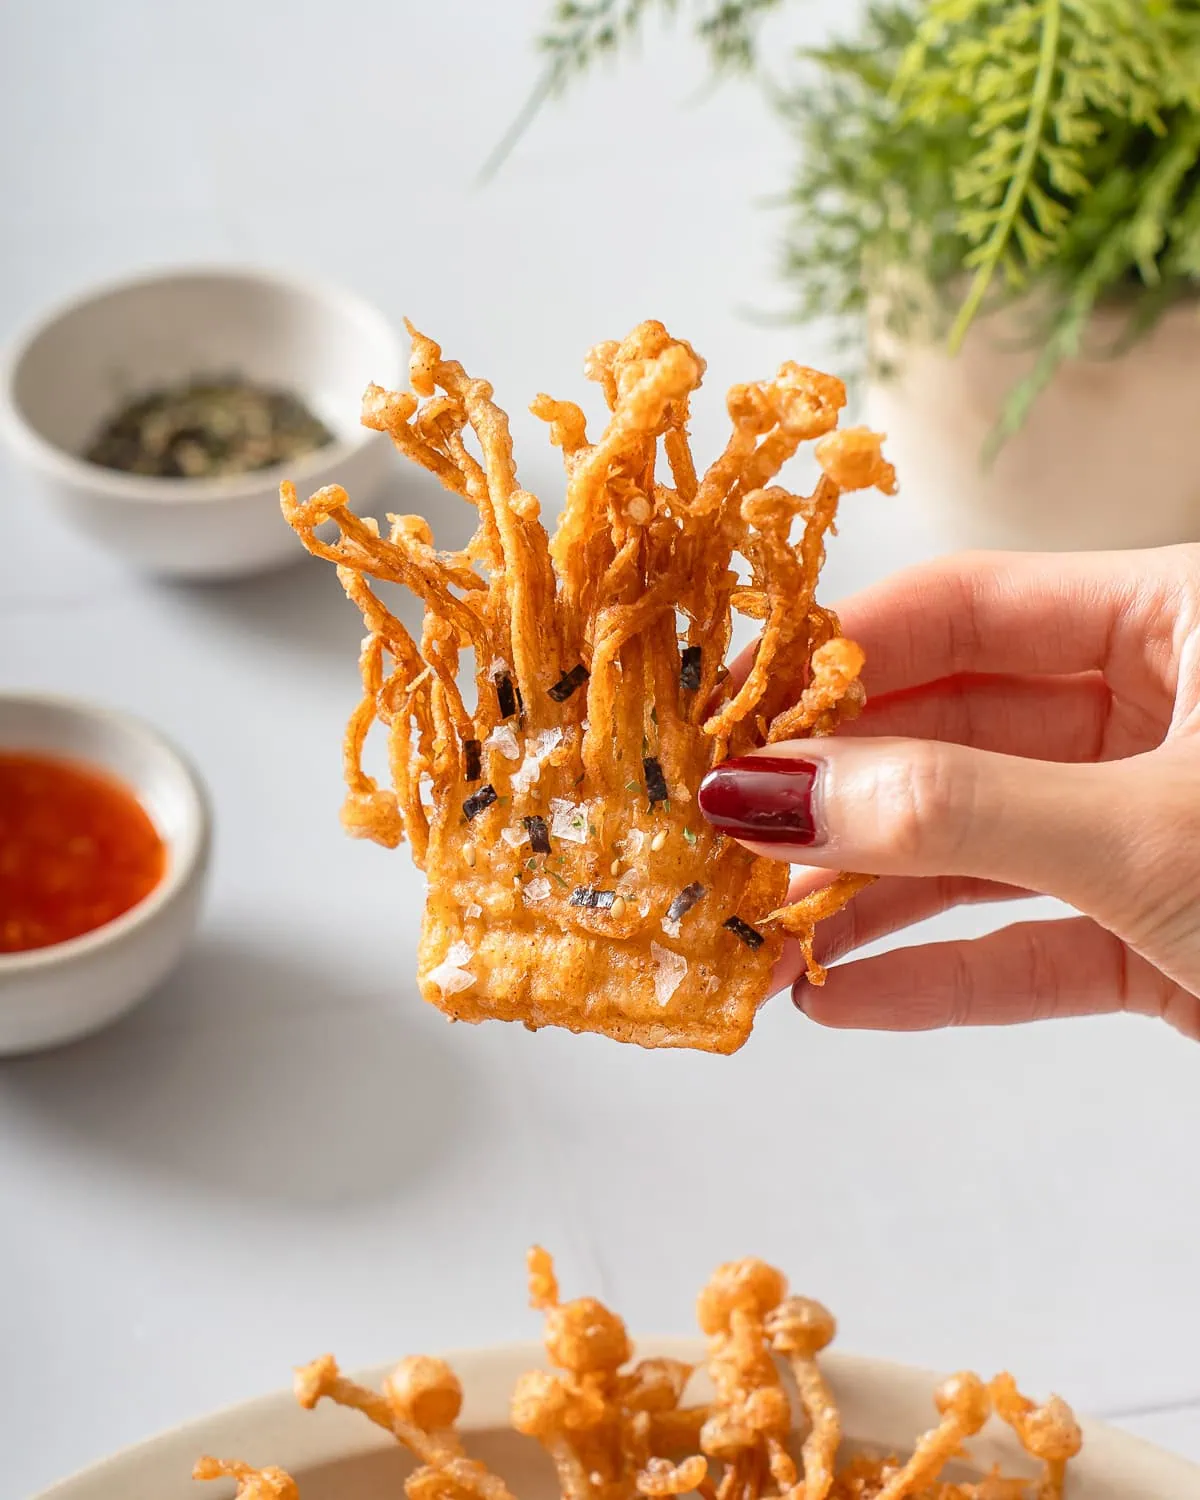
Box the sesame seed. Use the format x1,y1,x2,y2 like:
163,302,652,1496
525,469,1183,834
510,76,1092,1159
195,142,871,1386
610,858,622,877
463,846,477,868
610,896,627,919
650,830,668,852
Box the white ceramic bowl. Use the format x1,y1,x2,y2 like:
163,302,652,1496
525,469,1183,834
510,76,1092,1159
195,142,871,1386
30,1342,1200,1500
0,693,210,1056
0,267,404,578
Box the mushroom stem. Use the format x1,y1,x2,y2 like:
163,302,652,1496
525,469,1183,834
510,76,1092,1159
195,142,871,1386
873,1373,991,1500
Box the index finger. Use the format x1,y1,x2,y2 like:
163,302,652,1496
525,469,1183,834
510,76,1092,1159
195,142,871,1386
729,547,1178,698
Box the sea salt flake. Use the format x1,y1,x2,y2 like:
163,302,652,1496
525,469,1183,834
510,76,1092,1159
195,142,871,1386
511,759,540,795
531,727,563,758
511,727,563,794
650,943,688,1007
465,903,482,920
485,723,521,760
523,877,552,904
500,824,530,848
550,798,589,845
619,829,645,858
660,917,682,939
428,940,475,995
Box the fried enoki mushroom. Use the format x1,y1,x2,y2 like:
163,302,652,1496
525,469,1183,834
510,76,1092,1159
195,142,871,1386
196,1252,1082,1500
194,1458,298,1500
282,322,896,1053
987,1375,1081,1500
514,1246,707,1500
766,1297,840,1500
871,1374,991,1500
292,1351,517,1500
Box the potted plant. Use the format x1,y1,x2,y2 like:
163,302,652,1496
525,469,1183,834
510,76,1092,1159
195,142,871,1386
498,1,1200,551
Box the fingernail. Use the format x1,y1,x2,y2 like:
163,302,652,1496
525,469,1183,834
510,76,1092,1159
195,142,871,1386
791,976,809,1013
697,755,821,846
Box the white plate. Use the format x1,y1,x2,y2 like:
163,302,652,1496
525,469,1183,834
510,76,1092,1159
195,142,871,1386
32,1341,1200,1500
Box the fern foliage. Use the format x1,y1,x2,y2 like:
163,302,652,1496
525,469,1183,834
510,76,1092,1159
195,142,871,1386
897,0,1200,348
511,0,1200,447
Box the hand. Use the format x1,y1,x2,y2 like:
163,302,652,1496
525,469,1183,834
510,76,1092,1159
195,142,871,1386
697,546,1200,1039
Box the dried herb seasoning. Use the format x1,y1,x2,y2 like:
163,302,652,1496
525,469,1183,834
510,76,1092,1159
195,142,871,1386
569,886,616,910
84,376,334,479
643,756,669,805
548,663,589,703
462,784,498,821
666,883,705,923
724,915,765,950
494,669,520,721
524,815,552,854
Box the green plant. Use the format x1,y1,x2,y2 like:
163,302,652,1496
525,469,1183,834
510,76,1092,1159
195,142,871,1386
499,0,1200,451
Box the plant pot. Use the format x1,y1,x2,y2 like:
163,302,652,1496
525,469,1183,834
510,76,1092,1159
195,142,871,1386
865,292,1200,552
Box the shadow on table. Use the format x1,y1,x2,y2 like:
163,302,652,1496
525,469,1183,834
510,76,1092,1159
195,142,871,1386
159,553,370,664
0,934,475,1210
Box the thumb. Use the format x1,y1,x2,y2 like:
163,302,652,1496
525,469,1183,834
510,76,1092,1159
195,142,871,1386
697,738,1142,918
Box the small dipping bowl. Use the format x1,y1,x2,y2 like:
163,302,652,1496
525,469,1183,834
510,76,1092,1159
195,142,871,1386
0,694,210,1056
0,266,404,578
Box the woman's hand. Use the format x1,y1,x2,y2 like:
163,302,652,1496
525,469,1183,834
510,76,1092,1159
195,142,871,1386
697,545,1200,1039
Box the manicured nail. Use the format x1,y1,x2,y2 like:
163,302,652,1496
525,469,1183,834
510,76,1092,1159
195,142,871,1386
697,755,821,846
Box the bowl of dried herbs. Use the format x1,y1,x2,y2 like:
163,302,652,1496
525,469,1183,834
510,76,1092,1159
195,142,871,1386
1,266,404,578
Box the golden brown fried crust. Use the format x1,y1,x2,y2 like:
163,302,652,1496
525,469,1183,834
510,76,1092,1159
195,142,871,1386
202,1252,1082,1500
283,322,894,1052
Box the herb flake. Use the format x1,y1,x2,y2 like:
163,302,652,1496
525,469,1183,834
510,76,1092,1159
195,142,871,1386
524,814,552,855
724,915,765,950
643,755,669,805
462,784,498,821
493,670,519,721
569,886,617,910
667,883,706,923
680,646,703,692
548,663,589,702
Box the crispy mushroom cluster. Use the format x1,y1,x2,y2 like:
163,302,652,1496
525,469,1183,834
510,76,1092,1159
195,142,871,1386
196,1252,1080,1500
283,322,893,1052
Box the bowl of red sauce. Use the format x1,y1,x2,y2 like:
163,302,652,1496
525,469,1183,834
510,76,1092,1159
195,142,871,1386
0,693,210,1054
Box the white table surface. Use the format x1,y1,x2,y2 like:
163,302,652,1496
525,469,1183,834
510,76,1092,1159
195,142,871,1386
2,2,1199,1494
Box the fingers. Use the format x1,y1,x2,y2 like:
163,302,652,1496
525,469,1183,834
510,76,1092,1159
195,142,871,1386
840,672,1125,762
698,737,1146,917
794,917,1199,1040
768,875,1034,993
812,874,1034,966
833,549,1176,696
724,546,1190,700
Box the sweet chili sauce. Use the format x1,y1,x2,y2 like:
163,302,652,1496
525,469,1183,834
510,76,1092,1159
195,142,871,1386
0,752,166,954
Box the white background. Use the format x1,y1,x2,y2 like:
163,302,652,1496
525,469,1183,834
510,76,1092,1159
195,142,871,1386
1,2,1198,1495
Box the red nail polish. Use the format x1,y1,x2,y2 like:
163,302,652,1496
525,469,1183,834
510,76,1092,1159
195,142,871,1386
697,756,821,845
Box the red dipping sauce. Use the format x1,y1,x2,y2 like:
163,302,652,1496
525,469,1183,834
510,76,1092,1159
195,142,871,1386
0,751,166,954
